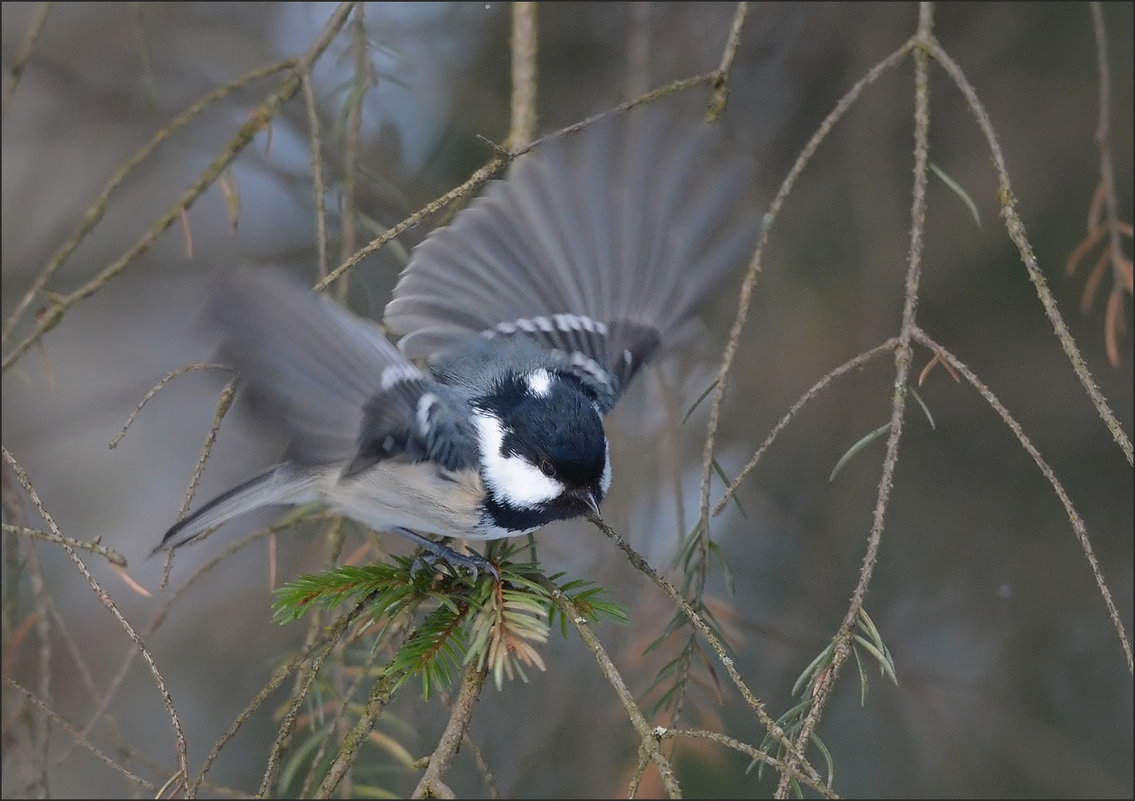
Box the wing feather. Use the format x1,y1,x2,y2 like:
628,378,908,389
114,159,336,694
385,104,760,411
204,268,477,470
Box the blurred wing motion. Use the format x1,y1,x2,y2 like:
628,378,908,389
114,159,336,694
384,105,761,411
159,105,759,553
158,269,477,551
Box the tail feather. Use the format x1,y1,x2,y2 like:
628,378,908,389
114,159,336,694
155,464,322,553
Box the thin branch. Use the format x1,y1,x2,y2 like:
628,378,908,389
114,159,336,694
660,727,839,798
314,659,410,798
0,1,53,121
506,2,538,151
1089,2,1133,367
25,527,53,794
6,678,157,793
45,511,329,781
412,660,488,799
697,39,913,537
521,72,717,154
1090,2,1120,259
706,2,750,120
314,70,722,294
109,362,229,449
252,592,382,798
315,154,507,292
302,72,330,279
711,339,900,517
289,518,356,798
776,8,933,795
535,572,681,799
2,2,357,372
926,36,1132,465
0,57,296,349
335,4,370,301
663,5,758,710
157,379,236,588
911,326,1133,674
2,446,191,791
589,516,822,789
698,36,915,578
3,524,128,567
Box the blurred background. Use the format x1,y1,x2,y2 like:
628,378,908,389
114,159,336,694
2,2,1131,797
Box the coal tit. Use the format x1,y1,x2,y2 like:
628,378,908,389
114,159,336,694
156,106,759,572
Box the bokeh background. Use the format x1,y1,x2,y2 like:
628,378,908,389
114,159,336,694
2,2,1131,797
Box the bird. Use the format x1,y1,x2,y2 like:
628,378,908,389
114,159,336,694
156,105,760,576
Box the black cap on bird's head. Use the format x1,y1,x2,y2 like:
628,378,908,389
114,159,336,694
473,368,610,533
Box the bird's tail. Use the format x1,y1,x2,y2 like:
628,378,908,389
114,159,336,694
155,463,321,553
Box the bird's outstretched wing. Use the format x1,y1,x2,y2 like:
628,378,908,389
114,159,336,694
205,268,478,474
384,104,760,412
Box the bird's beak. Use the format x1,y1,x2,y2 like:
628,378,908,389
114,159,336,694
581,489,602,518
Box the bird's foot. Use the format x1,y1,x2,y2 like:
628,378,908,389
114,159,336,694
395,528,500,582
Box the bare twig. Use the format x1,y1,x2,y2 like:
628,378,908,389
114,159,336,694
109,362,229,449
589,516,822,789
0,1,53,120
3,524,128,567
315,154,508,292
711,339,900,517
1088,2,1133,367
314,69,722,294
775,7,934,795
252,592,382,798
927,34,1132,465
506,2,538,151
1,57,296,349
6,678,158,793
2,446,191,790
302,72,330,279
698,37,914,544
158,379,236,586
659,727,839,798
535,572,681,799
412,660,488,799
911,326,1133,673
706,2,751,120
335,4,371,302
314,658,410,798
2,3,356,372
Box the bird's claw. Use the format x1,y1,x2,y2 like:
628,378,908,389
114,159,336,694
397,528,500,582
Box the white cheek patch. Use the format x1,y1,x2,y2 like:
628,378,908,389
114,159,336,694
474,411,564,509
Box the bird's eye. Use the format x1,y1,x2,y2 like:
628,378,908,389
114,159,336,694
539,458,557,478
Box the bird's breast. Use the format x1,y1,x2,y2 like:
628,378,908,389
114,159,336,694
321,461,502,539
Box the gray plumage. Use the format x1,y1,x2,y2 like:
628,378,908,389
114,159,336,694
158,104,759,554
386,105,760,410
